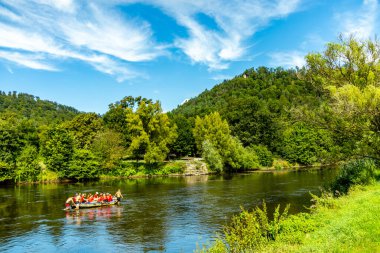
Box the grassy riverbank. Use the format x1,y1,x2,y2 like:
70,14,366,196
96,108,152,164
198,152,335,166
266,183,380,252
200,183,380,252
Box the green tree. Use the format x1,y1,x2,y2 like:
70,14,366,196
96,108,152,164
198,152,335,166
250,145,273,167
103,96,141,146
305,36,380,160
91,129,125,170
0,161,13,182
63,113,103,149
15,146,40,182
106,96,177,163
202,140,223,172
40,127,74,178
306,35,380,90
194,112,258,171
168,114,196,157
68,149,100,180
280,123,334,165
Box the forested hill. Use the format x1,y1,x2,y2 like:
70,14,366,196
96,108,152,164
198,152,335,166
0,91,80,125
171,67,324,150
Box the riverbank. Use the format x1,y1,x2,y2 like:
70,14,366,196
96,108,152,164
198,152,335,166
100,159,209,179
200,183,380,252
5,158,334,185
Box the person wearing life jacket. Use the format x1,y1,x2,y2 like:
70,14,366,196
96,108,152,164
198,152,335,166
87,194,94,203
98,193,104,203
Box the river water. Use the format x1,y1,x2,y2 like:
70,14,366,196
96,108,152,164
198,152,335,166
0,168,338,252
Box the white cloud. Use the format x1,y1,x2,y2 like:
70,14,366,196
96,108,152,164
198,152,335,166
0,0,304,78
33,0,77,13
269,51,306,68
59,4,162,62
0,51,58,71
115,0,302,70
337,0,378,40
0,6,22,22
0,0,162,81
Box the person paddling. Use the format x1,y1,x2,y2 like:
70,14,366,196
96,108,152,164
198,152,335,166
115,189,123,203
65,197,74,210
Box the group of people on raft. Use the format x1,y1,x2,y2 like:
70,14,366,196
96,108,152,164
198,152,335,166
65,189,123,209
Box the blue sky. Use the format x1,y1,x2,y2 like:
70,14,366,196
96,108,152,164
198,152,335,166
0,0,379,113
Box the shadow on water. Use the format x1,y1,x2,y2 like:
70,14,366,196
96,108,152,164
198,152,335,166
0,167,339,252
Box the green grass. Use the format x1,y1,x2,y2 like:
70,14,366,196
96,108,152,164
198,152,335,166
288,184,380,253
201,183,380,253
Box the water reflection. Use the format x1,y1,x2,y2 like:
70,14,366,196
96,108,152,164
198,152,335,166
65,205,124,225
0,168,339,252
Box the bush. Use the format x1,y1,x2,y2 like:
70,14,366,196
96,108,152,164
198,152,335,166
68,149,100,180
0,160,13,182
202,140,223,172
272,159,291,170
162,162,186,174
212,202,290,252
250,145,273,167
280,123,334,165
330,159,377,195
227,138,259,170
15,146,40,182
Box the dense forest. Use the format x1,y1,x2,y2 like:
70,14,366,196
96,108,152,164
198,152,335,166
1,37,380,183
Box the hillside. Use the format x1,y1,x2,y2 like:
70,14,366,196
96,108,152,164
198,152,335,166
0,91,80,125
171,67,325,151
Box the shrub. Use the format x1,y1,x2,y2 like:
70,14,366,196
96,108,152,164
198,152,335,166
276,213,318,244
272,159,291,170
330,159,377,195
68,149,100,180
280,123,334,165
250,145,273,167
220,202,289,252
15,146,40,182
202,140,223,172
0,160,14,182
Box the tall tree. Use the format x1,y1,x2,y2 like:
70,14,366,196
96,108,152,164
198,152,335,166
40,127,74,178
63,113,103,149
15,146,40,182
168,114,196,157
68,149,100,180
91,129,125,170
104,96,177,163
193,112,258,171
305,36,380,160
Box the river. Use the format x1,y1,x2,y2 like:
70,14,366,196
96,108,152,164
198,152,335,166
0,168,338,252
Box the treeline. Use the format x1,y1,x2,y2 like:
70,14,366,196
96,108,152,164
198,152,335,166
1,36,380,183
172,36,380,167
0,91,79,124
0,95,181,182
